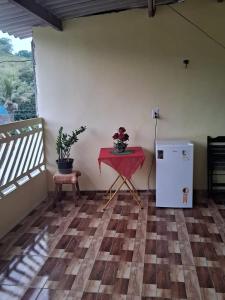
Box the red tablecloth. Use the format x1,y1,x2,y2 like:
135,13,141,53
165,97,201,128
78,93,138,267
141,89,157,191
98,147,145,179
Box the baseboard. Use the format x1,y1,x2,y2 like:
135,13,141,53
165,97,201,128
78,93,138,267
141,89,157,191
48,189,208,199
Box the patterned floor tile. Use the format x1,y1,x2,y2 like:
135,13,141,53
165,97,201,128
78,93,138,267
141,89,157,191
0,192,224,299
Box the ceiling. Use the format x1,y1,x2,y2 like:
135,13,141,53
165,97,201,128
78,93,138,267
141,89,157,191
0,0,180,39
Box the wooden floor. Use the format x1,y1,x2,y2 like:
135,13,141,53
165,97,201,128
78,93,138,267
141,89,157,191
0,192,225,300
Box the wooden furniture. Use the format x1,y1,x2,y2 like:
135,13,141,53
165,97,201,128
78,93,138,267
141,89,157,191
207,136,225,194
98,147,145,210
53,170,81,206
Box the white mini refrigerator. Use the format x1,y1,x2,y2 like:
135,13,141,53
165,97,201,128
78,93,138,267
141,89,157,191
156,140,193,208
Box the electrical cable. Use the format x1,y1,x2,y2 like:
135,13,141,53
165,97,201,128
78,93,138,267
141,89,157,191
147,117,158,191
168,5,225,52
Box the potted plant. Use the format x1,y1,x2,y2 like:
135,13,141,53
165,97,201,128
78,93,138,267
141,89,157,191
56,126,86,174
112,127,129,153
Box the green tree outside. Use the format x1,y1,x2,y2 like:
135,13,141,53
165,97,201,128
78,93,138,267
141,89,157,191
0,37,36,124
0,38,13,54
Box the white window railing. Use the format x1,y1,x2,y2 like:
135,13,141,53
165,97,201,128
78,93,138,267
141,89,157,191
0,118,45,198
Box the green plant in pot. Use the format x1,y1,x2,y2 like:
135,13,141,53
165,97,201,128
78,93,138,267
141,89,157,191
56,126,86,174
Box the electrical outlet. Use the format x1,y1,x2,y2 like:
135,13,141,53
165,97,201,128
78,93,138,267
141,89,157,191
152,107,159,119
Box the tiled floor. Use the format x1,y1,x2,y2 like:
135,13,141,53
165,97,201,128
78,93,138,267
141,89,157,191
0,192,225,300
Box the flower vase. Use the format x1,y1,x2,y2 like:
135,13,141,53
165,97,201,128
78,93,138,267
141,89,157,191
114,142,127,153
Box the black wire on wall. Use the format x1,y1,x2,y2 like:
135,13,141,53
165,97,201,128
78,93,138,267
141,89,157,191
169,5,225,51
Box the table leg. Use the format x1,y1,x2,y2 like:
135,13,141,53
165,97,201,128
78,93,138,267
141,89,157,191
105,175,120,197
126,178,139,195
72,183,77,206
76,181,80,199
103,174,143,210
53,183,59,208
123,178,143,208
102,176,127,210
58,184,62,202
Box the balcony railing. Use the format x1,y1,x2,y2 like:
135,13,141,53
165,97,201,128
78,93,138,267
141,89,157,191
0,118,45,199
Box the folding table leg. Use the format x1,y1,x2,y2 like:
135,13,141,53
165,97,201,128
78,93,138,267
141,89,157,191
103,174,143,210
102,176,127,210
105,175,120,197
127,179,139,196
123,179,143,209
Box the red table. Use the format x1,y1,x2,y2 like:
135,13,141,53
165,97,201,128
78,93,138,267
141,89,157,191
98,147,145,209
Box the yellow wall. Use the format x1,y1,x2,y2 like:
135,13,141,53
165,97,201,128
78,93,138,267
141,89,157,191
33,0,225,191
0,173,47,238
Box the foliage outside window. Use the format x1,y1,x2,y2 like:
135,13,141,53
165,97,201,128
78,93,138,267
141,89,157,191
0,37,36,125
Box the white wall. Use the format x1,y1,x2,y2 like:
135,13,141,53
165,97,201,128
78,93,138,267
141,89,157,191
33,0,225,191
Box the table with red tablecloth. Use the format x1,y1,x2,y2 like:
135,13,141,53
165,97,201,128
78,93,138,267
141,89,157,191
98,147,145,209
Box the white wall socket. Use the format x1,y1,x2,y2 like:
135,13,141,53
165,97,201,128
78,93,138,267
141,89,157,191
152,107,160,119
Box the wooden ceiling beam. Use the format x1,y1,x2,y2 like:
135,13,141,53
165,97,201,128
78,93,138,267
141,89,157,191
148,0,156,17
9,0,63,31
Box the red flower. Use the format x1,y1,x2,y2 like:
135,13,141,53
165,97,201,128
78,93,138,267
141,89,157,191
118,133,124,140
113,133,119,139
113,127,129,143
119,127,126,133
122,133,129,141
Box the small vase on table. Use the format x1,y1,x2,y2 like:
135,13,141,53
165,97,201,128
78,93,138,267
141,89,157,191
112,127,129,153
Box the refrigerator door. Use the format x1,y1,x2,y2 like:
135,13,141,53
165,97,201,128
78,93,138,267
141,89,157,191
156,142,193,208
